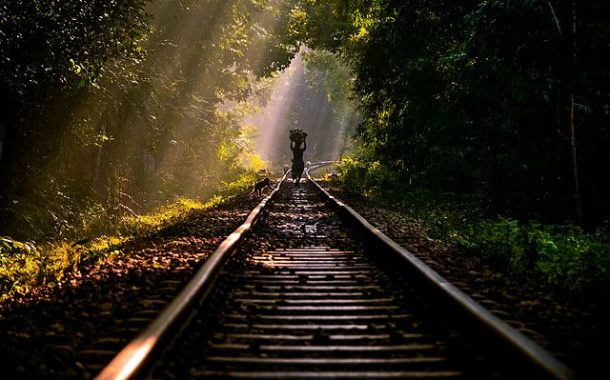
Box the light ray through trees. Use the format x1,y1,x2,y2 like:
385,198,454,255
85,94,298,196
246,48,359,170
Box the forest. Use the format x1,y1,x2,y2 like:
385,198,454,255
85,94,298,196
3,0,607,293
0,0,609,378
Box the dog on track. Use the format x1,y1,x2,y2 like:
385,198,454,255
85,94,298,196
250,177,273,197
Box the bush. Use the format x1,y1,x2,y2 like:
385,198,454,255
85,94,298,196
333,157,610,294
455,219,610,292
334,157,400,199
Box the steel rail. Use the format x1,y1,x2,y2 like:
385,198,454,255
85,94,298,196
306,172,577,380
96,173,288,380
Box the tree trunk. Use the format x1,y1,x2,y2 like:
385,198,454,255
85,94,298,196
0,121,21,194
553,0,583,224
0,119,25,231
568,95,583,224
92,120,107,192
566,0,583,224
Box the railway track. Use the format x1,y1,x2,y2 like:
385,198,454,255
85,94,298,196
91,169,576,380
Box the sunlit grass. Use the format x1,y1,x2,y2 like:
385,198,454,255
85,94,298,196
0,199,206,301
120,196,220,236
0,173,259,302
220,172,259,195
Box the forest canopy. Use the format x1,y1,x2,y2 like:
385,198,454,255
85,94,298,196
292,0,610,226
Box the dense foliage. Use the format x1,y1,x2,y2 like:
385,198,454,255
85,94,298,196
0,0,295,239
295,0,610,226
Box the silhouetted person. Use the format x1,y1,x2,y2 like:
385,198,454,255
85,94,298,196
291,137,307,184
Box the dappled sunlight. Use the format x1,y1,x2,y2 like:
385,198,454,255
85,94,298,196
0,0,361,240
0,1,297,240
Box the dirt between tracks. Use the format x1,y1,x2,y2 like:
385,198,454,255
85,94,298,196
323,186,607,380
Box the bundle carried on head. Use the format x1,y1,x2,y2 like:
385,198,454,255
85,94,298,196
289,129,307,143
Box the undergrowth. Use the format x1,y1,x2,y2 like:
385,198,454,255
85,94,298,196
333,157,610,295
0,172,259,301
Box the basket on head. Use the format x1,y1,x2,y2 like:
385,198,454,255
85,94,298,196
289,129,307,143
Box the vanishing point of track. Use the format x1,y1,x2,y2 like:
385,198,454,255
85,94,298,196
91,168,576,380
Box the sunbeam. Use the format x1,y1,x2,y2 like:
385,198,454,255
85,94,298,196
245,48,359,170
